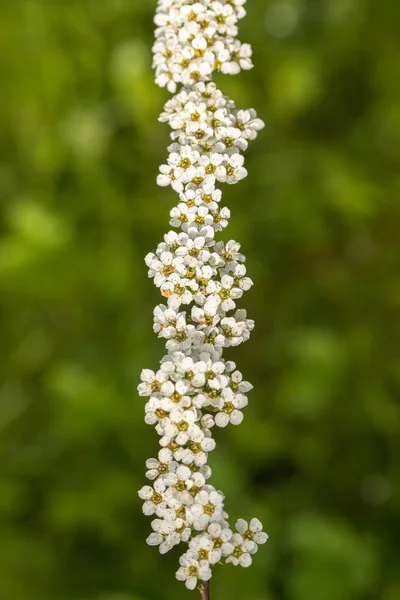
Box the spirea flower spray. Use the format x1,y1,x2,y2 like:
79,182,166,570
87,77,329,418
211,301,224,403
139,2,268,596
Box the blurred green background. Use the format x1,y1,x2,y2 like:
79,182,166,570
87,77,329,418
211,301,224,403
1,1,399,599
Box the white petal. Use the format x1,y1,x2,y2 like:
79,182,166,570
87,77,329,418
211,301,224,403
235,519,248,535
239,553,252,567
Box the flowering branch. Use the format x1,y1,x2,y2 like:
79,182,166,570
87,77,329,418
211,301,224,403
138,0,268,594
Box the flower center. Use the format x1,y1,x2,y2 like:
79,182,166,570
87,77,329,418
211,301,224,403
224,402,235,414
162,264,174,276
151,381,161,392
180,157,191,169
224,137,235,148
176,506,186,519
174,284,186,295
203,503,215,515
171,391,182,403
191,442,202,454
219,288,230,300
151,492,163,505
175,331,187,342
222,326,234,339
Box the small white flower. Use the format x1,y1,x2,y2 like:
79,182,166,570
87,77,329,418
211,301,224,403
175,356,208,388
216,153,247,184
157,164,183,192
191,488,225,528
214,388,248,427
177,434,216,467
225,532,256,567
235,108,265,141
189,535,222,565
207,522,234,556
145,448,176,481
138,479,168,516
235,518,269,549
176,551,212,590
162,409,200,446
142,1,266,589
138,368,170,397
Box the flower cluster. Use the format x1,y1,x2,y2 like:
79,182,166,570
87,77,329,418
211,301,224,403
139,0,268,591
153,0,254,93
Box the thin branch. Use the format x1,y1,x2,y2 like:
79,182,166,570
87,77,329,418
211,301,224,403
198,580,210,600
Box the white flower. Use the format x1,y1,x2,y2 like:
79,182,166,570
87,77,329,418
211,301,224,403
191,488,225,528
205,274,244,313
217,309,255,347
176,551,212,590
153,306,197,351
221,262,253,292
157,164,183,192
189,535,222,565
225,533,255,567
169,145,200,184
214,239,246,264
149,516,192,553
146,251,186,287
207,522,235,556
199,153,224,176
145,448,176,480
176,435,216,467
141,0,267,589
214,389,248,427
175,356,208,388
160,273,193,309
234,109,265,140
216,154,247,184
138,368,170,397
235,518,269,549
138,479,168,516
161,409,200,446
229,368,253,394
